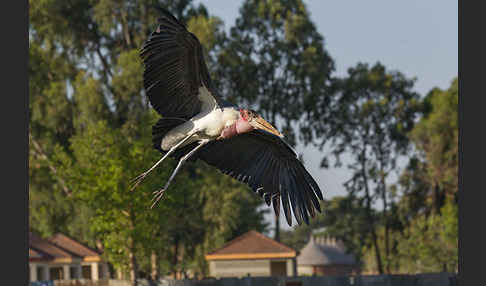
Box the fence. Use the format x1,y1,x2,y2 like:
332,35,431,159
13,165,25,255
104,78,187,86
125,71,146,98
30,273,458,286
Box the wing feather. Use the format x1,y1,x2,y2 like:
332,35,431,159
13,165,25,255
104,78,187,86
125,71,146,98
279,170,293,226
195,130,323,226
140,9,222,119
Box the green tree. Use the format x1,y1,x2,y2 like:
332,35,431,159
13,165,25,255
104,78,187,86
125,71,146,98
409,78,459,211
29,2,96,246
319,62,421,274
280,196,372,268
394,197,458,273
318,196,374,264
216,0,335,241
29,1,268,284
391,78,458,273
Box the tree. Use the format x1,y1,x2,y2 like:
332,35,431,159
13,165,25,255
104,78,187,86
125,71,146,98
29,1,96,247
29,1,269,284
319,62,421,274
280,195,372,268
216,0,335,241
317,196,374,264
409,78,458,211
394,197,458,273
391,77,458,273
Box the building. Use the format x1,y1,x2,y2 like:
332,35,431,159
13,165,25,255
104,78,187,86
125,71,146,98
29,232,110,282
297,235,358,276
205,230,297,278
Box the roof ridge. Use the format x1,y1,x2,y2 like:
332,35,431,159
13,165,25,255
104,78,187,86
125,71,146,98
207,230,256,255
30,234,80,258
29,246,54,260
44,242,83,258
207,230,295,256
49,233,101,255
252,231,295,252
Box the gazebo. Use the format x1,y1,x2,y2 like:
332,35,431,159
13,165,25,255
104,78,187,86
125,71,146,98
297,235,358,276
205,230,297,278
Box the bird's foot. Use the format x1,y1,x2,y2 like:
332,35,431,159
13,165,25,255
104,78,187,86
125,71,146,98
150,188,166,209
129,172,148,191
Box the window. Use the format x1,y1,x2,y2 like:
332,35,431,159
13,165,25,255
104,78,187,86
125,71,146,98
82,265,92,279
36,267,43,281
50,267,63,280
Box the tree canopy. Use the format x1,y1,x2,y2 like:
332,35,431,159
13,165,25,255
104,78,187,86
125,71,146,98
29,0,458,280
29,0,267,283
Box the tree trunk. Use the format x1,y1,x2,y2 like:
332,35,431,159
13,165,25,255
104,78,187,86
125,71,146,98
381,176,391,274
116,268,123,280
180,244,186,279
128,244,139,286
364,189,384,274
95,239,105,253
382,190,390,274
434,182,444,214
361,151,384,274
172,238,179,279
151,250,158,281
120,9,132,48
128,208,139,286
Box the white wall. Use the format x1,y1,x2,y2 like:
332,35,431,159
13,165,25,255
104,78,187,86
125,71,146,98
297,265,313,276
210,259,270,278
209,259,297,278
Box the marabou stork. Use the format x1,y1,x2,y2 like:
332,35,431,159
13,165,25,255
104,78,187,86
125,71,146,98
132,9,323,226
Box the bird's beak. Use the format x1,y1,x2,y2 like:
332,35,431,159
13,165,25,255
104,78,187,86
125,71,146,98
251,116,284,138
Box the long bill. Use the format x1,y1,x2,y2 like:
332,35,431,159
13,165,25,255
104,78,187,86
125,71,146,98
250,116,284,138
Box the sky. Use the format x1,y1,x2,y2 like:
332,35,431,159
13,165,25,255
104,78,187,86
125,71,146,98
194,0,458,231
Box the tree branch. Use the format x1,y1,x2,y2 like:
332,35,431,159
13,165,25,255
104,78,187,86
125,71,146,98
96,46,113,78
360,145,384,274
29,132,72,197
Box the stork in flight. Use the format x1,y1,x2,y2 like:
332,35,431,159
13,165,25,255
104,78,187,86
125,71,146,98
132,9,323,226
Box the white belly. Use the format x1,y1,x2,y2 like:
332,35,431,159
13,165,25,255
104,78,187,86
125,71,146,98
161,106,239,151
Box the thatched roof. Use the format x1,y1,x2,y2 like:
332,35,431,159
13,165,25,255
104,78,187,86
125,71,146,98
297,236,356,266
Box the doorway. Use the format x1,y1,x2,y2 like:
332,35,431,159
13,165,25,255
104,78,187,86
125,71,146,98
270,261,287,276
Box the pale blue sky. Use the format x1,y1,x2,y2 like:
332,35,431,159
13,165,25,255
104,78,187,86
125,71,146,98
194,0,458,230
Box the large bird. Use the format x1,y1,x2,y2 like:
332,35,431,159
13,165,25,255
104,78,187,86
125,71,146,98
132,9,323,226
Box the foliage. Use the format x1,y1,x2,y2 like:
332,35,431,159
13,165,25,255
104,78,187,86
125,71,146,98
29,1,268,283
392,197,458,273
29,0,458,279
280,196,369,256
408,78,459,211
387,78,459,273
412,78,458,195
319,62,421,273
216,0,335,146
215,0,335,240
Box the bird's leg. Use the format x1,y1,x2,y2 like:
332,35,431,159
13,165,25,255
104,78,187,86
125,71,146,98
130,131,197,191
151,139,210,208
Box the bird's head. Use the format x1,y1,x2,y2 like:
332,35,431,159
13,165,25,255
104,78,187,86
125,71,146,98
238,109,283,138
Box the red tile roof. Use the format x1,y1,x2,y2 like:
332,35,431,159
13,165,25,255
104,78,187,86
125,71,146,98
29,232,102,263
29,232,78,261
206,230,296,260
29,247,52,261
48,233,101,258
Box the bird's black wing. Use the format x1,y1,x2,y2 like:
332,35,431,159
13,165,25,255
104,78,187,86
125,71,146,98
195,130,323,226
140,9,223,120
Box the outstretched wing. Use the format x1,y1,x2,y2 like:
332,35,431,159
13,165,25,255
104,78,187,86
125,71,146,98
196,130,323,226
140,9,222,120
